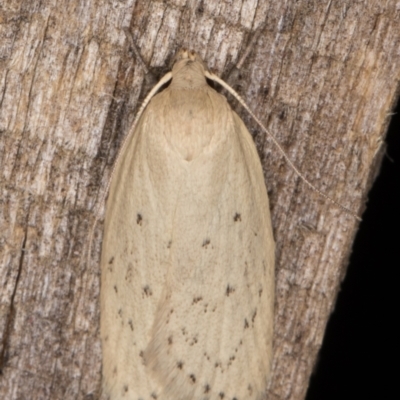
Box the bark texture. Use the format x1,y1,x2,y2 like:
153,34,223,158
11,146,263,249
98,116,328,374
1,1,399,399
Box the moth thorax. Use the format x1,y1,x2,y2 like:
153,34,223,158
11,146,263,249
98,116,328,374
170,59,207,89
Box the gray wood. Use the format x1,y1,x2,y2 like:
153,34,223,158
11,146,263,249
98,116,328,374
1,1,399,399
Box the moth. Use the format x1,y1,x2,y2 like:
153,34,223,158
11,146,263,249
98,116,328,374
100,50,275,400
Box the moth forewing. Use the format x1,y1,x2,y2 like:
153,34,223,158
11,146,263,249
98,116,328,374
100,50,275,400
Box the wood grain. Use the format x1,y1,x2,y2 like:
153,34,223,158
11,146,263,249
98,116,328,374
1,1,399,399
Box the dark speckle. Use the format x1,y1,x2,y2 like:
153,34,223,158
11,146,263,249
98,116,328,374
189,374,196,383
114,285,118,293
202,238,210,248
168,336,173,345
295,331,303,342
258,288,263,297
244,319,249,329
233,213,241,222
204,384,211,393
151,393,157,399
252,310,257,324
196,1,204,15
226,285,235,296
139,351,144,358
123,385,128,392
143,285,152,297
118,309,122,317
108,257,114,264
167,240,172,248
128,320,134,331
189,336,198,345
192,296,203,304
232,398,238,400
219,392,225,399
136,213,143,225
279,109,286,120
248,384,253,395
177,361,184,369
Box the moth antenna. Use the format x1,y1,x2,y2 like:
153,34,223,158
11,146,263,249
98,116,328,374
206,71,362,222
86,66,173,267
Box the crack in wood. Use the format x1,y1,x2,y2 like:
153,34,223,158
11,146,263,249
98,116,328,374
0,225,28,373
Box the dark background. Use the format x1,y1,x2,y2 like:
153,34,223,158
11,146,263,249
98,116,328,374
306,99,399,399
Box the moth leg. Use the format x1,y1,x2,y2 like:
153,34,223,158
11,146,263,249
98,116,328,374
123,28,159,100
223,25,265,87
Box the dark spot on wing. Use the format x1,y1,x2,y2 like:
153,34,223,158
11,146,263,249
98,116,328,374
259,288,263,297
177,361,184,369
189,374,196,383
123,385,128,392
244,319,249,329
219,392,225,398
204,384,211,393
114,285,118,293
139,351,144,359
233,213,241,222
262,260,267,274
108,257,114,272
192,296,203,304
151,393,157,399
226,285,235,296
118,309,122,317
202,238,210,248
252,310,257,324
125,262,133,282
167,240,172,248
112,366,117,375
168,336,173,345
189,335,198,345
128,319,134,331
143,285,152,297
136,213,143,225
248,384,253,395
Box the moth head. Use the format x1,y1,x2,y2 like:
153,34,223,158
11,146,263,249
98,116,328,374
170,49,208,88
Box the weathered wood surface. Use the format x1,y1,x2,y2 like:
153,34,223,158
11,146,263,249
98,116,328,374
1,1,399,399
